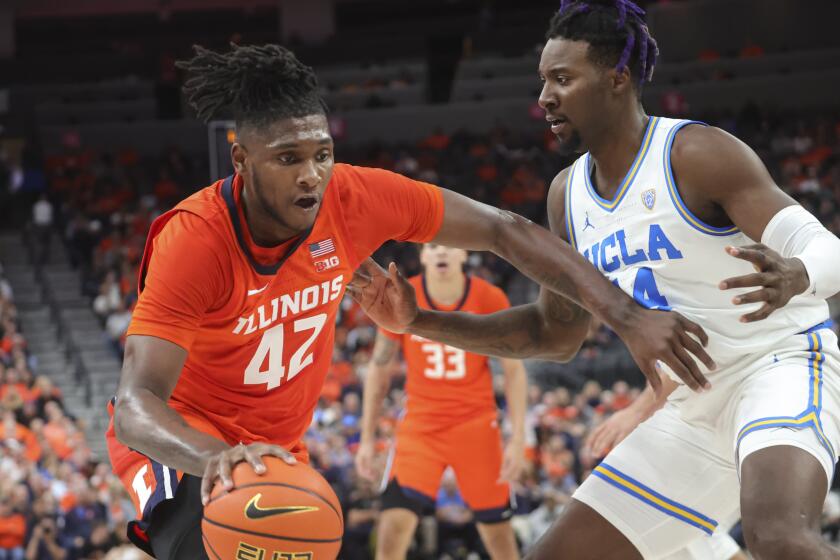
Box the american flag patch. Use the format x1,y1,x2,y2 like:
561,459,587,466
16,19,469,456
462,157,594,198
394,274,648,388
309,238,335,258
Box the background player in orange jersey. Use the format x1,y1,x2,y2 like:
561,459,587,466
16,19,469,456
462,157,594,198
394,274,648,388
106,43,714,558
355,243,527,560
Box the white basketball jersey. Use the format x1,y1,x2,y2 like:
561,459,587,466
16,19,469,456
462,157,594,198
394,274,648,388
565,116,829,371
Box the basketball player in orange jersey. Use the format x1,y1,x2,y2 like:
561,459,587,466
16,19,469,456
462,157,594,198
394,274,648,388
105,43,714,558
355,243,526,559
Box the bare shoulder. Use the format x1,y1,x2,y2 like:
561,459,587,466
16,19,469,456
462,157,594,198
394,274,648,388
547,165,574,237
671,123,774,201
671,124,751,167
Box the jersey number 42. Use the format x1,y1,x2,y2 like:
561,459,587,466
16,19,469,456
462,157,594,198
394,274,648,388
243,313,327,390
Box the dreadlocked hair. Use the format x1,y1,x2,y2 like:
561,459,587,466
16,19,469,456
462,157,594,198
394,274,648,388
547,0,659,90
176,43,327,129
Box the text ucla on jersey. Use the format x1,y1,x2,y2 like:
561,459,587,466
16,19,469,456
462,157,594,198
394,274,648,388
565,117,829,372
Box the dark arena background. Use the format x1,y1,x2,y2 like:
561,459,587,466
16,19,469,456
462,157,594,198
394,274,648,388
0,0,839,558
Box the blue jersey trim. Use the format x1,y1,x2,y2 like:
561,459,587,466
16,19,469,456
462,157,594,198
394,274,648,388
799,319,835,334
663,120,740,236
565,159,579,250
592,463,718,535
736,329,836,470
583,116,659,213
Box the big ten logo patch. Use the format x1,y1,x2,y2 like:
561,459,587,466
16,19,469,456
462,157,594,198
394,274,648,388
314,255,340,272
236,542,312,560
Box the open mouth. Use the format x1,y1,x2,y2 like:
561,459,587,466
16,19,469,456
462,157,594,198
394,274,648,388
435,262,449,270
294,196,319,210
547,115,568,133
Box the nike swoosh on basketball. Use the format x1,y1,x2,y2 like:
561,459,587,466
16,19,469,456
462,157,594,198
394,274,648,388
244,493,318,520
247,284,269,296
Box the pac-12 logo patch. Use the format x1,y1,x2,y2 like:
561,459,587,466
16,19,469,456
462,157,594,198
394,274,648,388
641,188,656,210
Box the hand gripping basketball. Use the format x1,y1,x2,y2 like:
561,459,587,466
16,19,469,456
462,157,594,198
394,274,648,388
201,442,297,506
201,454,343,559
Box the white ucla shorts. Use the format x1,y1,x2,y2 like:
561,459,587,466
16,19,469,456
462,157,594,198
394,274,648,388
664,532,741,560
575,322,839,559
663,512,742,560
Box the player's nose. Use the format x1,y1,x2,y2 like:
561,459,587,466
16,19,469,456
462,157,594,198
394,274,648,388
538,82,556,111
296,159,321,189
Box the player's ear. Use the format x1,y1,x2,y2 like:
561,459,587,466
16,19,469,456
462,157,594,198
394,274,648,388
231,143,248,175
610,65,633,96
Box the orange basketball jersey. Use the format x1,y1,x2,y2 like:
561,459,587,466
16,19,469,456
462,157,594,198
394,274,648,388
381,275,510,430
106,164,443,461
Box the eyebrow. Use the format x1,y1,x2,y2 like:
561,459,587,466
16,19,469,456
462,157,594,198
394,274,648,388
540,65,572,74
266,138,333,150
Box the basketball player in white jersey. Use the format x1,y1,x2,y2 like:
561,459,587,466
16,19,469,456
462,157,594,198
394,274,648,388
348,1,840,558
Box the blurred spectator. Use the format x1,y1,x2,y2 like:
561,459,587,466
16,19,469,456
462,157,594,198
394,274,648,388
31,195,54,266
24,517,65,560
91,273,121,321
1,410,41,463
435,469,480,558
525,490,568,550
340,476,379,560
739,40,765,58
104,301,131,358
63,485,107,557
0,498,26,560
0,259,147,560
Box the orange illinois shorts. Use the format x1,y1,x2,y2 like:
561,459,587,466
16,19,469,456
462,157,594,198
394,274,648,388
385,411,512,523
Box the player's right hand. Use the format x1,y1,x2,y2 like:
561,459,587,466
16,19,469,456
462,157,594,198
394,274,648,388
200,443,296,505
347,258,419,334
615,306,716,393
354,440,378,482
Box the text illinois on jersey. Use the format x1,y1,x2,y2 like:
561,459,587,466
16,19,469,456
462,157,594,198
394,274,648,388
232,275,344,336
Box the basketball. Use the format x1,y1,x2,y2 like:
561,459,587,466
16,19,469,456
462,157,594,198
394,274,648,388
202,457,343,560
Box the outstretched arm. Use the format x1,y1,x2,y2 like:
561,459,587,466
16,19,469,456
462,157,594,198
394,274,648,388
387,272,588,361
434,181,715,391
351,170,715,392
351,172,590,361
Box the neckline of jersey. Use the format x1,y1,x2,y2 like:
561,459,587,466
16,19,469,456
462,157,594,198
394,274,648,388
220,175,314,276
421,274,472,311
583,116,660,213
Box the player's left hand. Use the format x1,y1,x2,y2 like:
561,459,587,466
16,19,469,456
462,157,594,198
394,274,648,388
720,244,810,323
499,438,526,484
